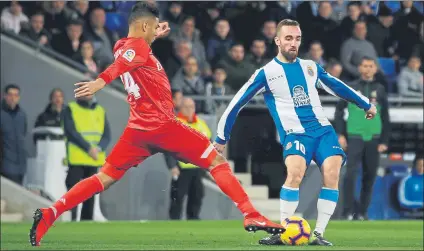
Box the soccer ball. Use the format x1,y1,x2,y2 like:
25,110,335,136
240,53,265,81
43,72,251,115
280,216,311,245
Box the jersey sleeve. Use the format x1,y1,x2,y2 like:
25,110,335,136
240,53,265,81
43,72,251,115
98,39,150,84
215,69,266,144
315,63,371,111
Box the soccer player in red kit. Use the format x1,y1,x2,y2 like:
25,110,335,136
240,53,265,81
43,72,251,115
29,2,285,246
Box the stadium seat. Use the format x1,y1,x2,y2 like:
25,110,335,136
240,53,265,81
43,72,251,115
382,165,409,219
378,57,397,93
105,13,127,37
384,2,400,13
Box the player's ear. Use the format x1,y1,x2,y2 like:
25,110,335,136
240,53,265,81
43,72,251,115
274,36,280,46
142,21,148,32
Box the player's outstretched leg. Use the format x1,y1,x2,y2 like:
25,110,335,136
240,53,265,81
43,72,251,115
309,156,343,246
259,155,305,245
208,155,285,234
29,169,116,246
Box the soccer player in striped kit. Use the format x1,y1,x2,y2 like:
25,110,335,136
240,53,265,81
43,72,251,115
213,19,377,246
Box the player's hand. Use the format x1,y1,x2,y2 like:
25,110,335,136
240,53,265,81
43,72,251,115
213,142,226,154
155,22,171,39
365,104,377,120
74,78,106,98
338,135,347,150
171,166,180,178
377,144,388,153
89,147,99,160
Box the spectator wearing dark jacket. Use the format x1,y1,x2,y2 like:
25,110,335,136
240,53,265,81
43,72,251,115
366,5,395,58
33,88,65,143
163,2,186,38
83,7,119,69
206,18,233,67
165,40,192,79
257,20,278,59
245,38,269,68
43,1,79,35
20,12,52,47
52,19,86,59
311,2,340,59
0,84,27,185
339,2,364,42
217,43,256,90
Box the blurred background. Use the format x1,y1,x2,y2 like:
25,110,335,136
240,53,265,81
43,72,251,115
0,0,423,223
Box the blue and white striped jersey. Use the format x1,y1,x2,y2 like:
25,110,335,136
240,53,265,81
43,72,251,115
216,57,371,144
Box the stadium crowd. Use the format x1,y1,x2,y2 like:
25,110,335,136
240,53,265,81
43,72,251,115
1,0,423,113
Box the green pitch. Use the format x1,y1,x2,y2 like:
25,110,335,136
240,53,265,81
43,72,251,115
1,220,423,250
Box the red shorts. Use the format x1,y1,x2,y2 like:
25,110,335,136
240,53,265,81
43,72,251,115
101,119,217,180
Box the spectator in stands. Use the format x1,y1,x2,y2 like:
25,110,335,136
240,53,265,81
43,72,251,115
205,67,233,113
311,1,339,59
33,88,65,143
245,38,269,68
195,3,223,43
84,7,118,69
392,0,423,62
52,19,85,59
43,1,78,35
206,18,233,67
340,20,379,80
63,95,111,221
398,55,423,98
335,57,390,221
74,41,99,75
411,21,424,72
165,40,192,79
304,41,326,67
172,88,183,114
169,97,211,220
366,5,395,58
0,84,27,185
325,59,344,81
339,2,363,41
397,152,423,218
72,0,89,22
172,56,206,112
258,20,278,59
217,43,256,91
19,12,51,47
170,16,211,77
330,0,348,23
263,1,296,24
1,1,28,34
163,2,186,37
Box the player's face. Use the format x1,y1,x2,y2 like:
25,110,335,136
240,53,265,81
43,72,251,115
275,25,301,61
143,17,159,44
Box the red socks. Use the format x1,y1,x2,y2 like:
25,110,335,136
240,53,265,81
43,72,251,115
51,175,104,220
210,163,258,217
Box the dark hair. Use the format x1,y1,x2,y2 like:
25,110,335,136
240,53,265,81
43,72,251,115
31,12,44,18
4,84,20,94
128,2,159,25
67,19,84,27
251,37,266,45
309,40,322,48
360,56,376,64
171,88,182,97
231,42,244,49
326,58,342,69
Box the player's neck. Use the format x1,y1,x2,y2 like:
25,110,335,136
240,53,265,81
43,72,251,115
276,53,296,63
127,30,148,41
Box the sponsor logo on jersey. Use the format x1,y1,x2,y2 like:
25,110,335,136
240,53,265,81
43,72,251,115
286,142,292,150
307,65,314,76
268,74,284,83
123,49,136,62
292,85,311,107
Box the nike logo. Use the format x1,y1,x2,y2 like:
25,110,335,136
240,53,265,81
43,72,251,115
254,220,266,226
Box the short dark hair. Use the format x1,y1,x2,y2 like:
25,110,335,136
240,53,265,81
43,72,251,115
128,2,159,25
4,84,20,94
360,56,376,64
49,88,64,101
276,19,300,35
67,19,84,27
171,88,182,97
326,58,342,69
231,42,244,49
309,40,322,48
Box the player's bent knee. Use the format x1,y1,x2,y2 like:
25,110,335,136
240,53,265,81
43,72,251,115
209,154,227,170
285,173,303,187
321,156,343,188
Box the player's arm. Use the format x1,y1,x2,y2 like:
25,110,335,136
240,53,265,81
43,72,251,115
315,63,371,111
215,69,266,146
74,40,149,98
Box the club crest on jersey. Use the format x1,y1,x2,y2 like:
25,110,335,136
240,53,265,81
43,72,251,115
292,85,311,107
123,49,135,62
307,66,314,76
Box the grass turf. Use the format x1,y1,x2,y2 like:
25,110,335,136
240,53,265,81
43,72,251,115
1,220,423,250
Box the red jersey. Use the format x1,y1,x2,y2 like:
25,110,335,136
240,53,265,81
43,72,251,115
98,37,174,130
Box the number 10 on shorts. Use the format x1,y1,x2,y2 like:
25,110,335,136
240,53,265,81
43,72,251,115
294,140,305,155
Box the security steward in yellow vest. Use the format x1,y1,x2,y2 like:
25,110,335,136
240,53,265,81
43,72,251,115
63,96,111,221
169,97,211,220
